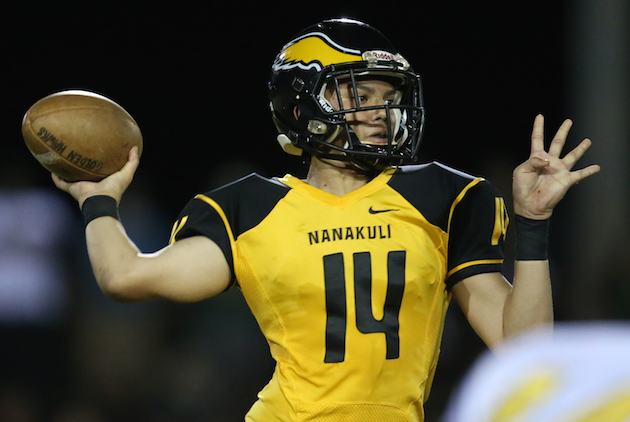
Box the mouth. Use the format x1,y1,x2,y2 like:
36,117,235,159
362,131,389,145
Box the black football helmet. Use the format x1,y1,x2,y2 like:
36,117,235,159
268,18,425,169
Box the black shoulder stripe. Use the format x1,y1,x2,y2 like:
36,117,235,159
388,162,480,231
172,173,291,288
205,173,291,237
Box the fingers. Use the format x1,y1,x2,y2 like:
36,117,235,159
531,114,545,153
530,115,594,166
570,163,601,185
548,119,573,158
51,147,140,206
531,115,574,156
563,138,593,170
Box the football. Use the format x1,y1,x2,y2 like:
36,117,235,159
21,90,143,182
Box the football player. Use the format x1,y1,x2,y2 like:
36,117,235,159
442,323,630,422
53,18,600,422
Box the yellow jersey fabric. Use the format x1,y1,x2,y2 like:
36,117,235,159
171,162,507,421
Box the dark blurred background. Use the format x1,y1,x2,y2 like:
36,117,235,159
1,0,628,421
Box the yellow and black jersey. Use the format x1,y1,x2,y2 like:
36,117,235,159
170,162,508,422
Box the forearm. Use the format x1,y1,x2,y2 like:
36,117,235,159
503,114,600,336
85,217,145,301
503,260,554,338
85,215,233,303
461,115,598,346
52,150,230,302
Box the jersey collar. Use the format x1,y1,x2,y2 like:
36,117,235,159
277,167,397,207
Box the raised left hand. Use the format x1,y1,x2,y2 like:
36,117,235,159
512,114,601,220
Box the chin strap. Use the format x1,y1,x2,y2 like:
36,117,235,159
277,134,303,156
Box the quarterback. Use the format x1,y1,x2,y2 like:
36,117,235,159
53,19,600,422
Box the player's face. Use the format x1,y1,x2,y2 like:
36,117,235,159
325,79,401,146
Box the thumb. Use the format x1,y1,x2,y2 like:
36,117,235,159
51,173,72,192
118,146,140,178
528,156,550,170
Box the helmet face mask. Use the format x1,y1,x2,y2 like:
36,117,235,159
268,18,425,170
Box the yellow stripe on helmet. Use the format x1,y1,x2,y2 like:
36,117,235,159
278,35,362,71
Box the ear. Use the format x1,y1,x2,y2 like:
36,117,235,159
293,106,301,120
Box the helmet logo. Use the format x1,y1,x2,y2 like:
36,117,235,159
273,32,362,73
363,50,395,61
363,51,410,70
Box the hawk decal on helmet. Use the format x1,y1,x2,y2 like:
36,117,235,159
273,33,363,73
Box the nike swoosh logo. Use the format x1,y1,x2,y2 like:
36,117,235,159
369,206,399,214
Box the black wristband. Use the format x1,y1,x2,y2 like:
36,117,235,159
81,195,120,227
515,215,550,260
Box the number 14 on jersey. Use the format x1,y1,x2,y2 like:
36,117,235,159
323,251,406,363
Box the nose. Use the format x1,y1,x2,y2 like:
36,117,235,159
364,99,392,125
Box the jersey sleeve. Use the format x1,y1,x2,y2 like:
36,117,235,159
168,173,292,289
446,180,507,289
170,195,235,283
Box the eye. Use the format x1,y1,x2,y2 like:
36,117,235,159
347,94,367,108
385,91,402,106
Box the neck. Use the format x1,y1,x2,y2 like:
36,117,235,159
305,157,375,196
